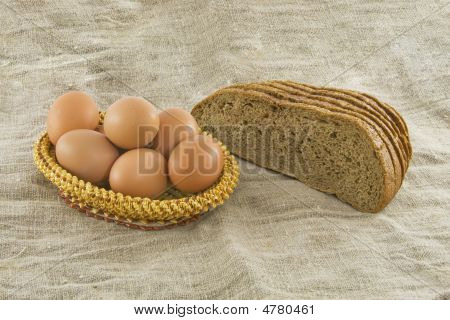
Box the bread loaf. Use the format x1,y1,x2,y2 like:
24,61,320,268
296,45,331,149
191,80,411,212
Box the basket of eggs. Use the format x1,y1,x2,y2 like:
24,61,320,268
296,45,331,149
33,92,240,230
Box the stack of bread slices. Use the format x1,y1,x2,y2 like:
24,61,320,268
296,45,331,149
191,80,411,213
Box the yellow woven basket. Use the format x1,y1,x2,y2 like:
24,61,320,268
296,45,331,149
33,113,240,230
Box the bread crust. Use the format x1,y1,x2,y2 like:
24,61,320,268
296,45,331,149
191,82,411,212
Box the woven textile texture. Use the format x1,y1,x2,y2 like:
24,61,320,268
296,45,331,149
0,0,449,299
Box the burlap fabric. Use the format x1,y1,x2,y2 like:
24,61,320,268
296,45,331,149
0,1,448,299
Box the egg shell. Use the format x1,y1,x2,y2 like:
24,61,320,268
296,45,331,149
104,97,160,150
152,107,200,158
55,129,120,183
47,91,99,145
168,135,224,193
109,148,168,199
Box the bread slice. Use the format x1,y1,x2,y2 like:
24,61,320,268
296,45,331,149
191,81,411,212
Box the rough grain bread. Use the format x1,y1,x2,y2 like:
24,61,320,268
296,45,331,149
191,80,412,212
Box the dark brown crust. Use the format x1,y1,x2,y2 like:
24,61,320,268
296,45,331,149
192,85,404,212
361,93,412,155
379,100,412,161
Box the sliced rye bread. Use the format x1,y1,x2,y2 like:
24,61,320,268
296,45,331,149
191,81,411,213
226,82,407,183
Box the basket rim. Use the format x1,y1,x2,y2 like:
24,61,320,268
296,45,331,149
58,190,204,230
33,125,239,223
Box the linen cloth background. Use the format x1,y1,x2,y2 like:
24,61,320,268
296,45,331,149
0,0,449,299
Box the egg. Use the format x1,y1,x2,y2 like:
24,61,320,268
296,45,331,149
109,148,167,198
152,107,200,158
104,97,159,149
47,91,99,145
56,129,119,183
168,135,224,193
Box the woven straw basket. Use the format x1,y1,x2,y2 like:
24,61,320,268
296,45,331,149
33,113,240,230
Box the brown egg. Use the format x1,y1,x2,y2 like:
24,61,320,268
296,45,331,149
152,108,200,158
47,91,99,145
56,129,119,183
109,148,167,198
103,97,159,150
168,135,224,193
